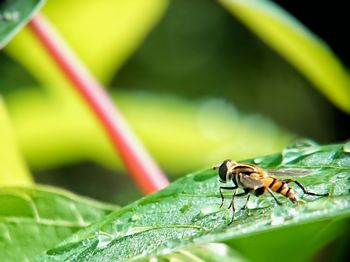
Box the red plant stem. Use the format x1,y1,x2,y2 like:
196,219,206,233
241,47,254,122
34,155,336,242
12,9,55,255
28,13,169,194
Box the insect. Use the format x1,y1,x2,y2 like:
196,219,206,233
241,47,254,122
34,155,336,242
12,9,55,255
214,160,329,225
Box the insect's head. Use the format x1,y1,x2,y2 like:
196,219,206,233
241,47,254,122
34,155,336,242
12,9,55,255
215,159,236,183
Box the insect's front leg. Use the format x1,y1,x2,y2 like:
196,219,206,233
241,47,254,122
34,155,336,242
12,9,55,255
227,188,249,225
219,186,238,208
228,189,237,225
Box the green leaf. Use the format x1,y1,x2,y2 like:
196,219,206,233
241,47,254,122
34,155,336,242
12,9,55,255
5,0,169,86
0,0,45,48
218,0,350,113
6,90,291,174
135,243,246,262
36,142,350,261
0,97,32,185
0,185,118,261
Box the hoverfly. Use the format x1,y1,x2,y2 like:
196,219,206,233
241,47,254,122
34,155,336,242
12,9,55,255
214,160,328,225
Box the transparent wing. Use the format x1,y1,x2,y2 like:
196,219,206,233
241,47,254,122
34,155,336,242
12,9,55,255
267,168,314,177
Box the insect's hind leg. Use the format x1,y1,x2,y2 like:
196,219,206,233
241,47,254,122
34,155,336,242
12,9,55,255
267,188,283,206
284,179,328,197
241,194,251,210
234,188,251,210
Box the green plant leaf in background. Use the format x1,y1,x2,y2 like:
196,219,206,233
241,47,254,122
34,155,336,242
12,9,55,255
5,0,169,89
0,185,118,261
0,97,32,185
36,142,350,261
0,0,45,48
219,0,350,113
6,91,291,174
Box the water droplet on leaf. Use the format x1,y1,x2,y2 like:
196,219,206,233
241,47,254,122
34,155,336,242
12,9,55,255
287,139,319,149
282,139,320,164
270,206,289,225
82,239,90,247
343,141,350,153
180,204,192,213
199,205,221,218
130,213,141,222
96,231,113,249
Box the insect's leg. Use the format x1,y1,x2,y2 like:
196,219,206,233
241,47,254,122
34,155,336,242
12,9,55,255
229,188,249,210
241,194,251,210
235,188,250,197
284,179,329,197
228,189,238,209
219,186,238,208
228,190,237,225
267,188,283,205
228,189,249,208
228,189,248,208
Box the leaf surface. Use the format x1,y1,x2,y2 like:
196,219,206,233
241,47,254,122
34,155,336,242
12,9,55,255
36,142,350,261
0,185,118,261
135,243,246,262
219,0,350,113
0,0,45,48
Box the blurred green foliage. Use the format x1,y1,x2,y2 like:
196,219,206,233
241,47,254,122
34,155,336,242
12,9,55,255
0,0,45,47
0,0,349,261
0,185,117,261
112,0,342,142
219,0,350,113
0,98,32,186
1,0,348,203
0,0,348,198
2,0,297,177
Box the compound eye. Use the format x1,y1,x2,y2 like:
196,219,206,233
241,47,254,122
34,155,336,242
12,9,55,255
218,160,229,183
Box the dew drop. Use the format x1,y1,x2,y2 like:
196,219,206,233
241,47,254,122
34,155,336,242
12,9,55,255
270,206,289,225
180,204,192,213
1,10,20,22
286,139,319,149
164,238,181,249
96,231,113,250
191,216,199,223
253,157,264,164
253,198,271,209
82,239,90,247
336,172,348,179
343,141,350,153
130,213,141,222
282,139,320,164
108,219,127,236
199,205,222,218
126,226,151,235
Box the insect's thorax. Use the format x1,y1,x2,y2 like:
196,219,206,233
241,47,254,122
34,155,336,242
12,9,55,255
229,164,268,190
233,172,265,190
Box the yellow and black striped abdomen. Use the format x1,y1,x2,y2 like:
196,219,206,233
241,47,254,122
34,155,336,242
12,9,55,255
264,177,297,202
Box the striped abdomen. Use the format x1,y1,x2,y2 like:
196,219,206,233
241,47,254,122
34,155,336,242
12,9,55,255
263,177,297,203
